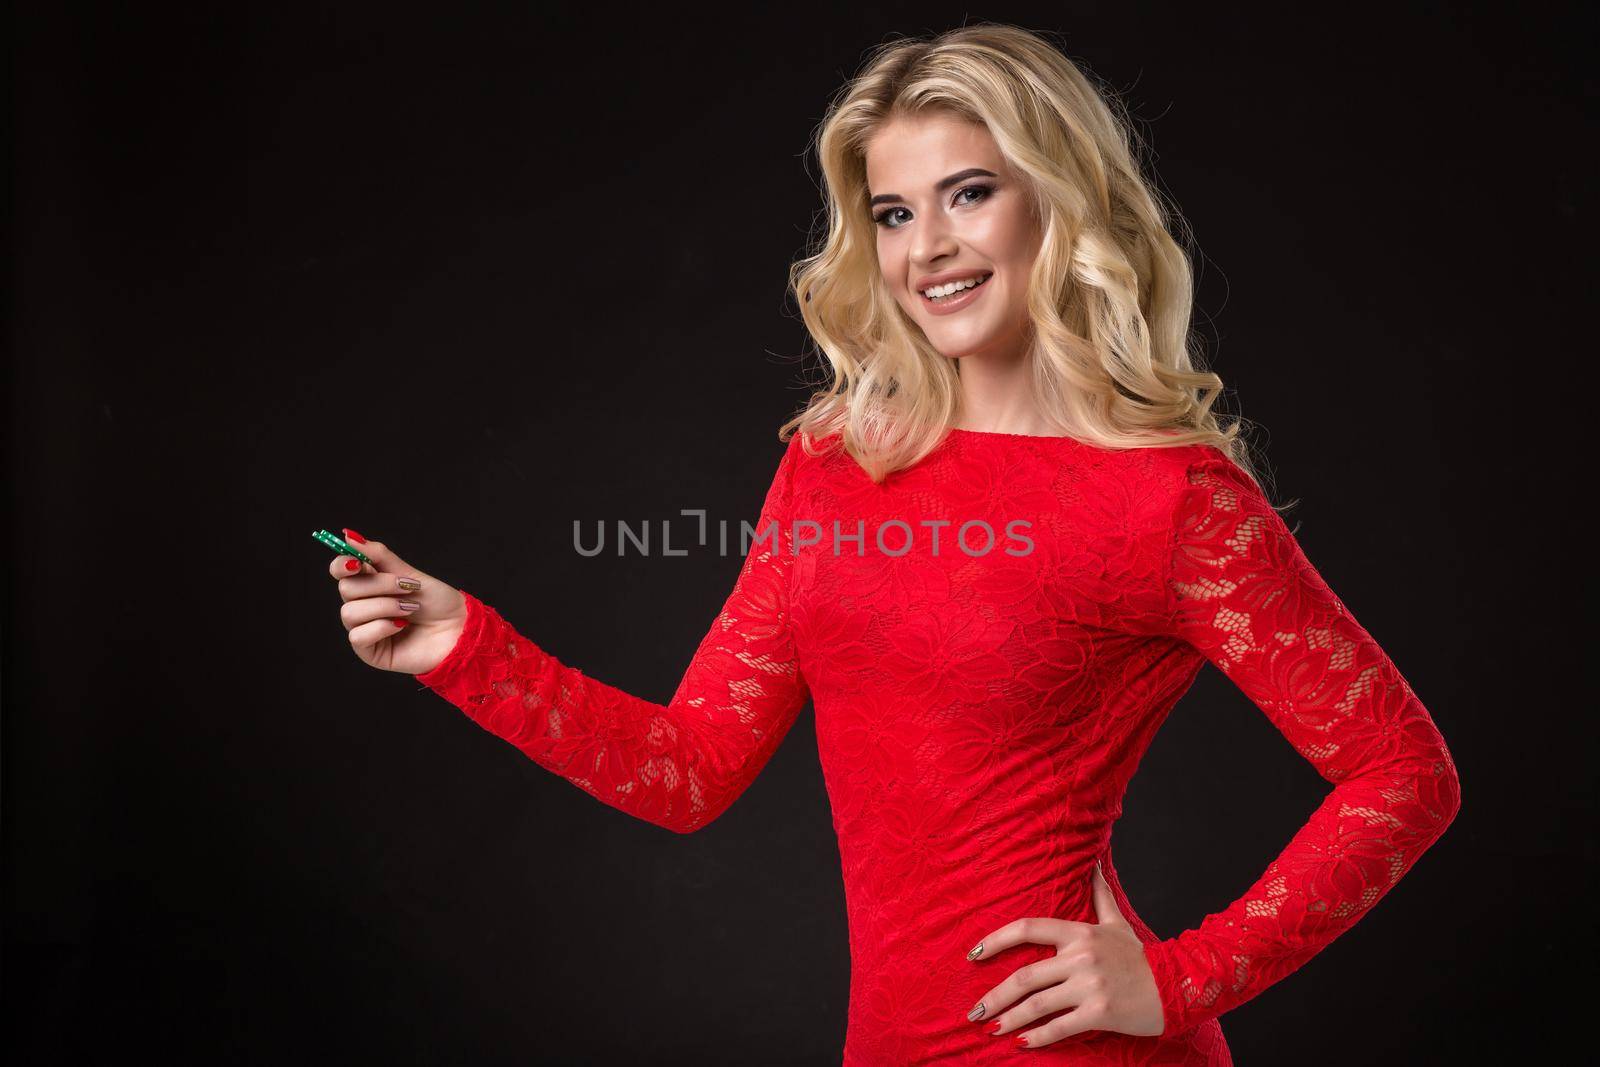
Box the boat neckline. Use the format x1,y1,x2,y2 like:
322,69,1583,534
946,427,1082,441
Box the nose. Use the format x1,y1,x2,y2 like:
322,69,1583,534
909,211,959,278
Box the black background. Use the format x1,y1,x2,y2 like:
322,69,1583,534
7,4,1589,1063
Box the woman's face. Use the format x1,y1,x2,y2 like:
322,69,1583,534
865,112,1042,363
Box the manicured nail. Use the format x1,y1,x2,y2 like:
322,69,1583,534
967,1001,986,1022
966,941,984,961
1014,1034,1029,1048
988,1021,1003,1035
345,559,361,572
392,619,408,628
398,601,419,611
342,528,367,544
397,578,421,592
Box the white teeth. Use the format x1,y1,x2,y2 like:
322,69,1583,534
922,274,990,299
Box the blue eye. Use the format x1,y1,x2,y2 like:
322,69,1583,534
872,184,993,230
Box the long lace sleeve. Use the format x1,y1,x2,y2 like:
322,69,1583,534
1140,450,1462,1036
413,436,811,834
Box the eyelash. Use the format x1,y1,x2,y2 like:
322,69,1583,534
872,184,993,229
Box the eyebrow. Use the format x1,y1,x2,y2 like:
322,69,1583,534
867,167,998,208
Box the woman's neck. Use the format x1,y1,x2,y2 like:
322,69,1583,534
952,351,1057,436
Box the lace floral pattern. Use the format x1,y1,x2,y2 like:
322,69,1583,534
1136,455,1461,1038
419,437,808,833
416,430,1460,1064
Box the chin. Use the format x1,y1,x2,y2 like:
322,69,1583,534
928,331,1000,361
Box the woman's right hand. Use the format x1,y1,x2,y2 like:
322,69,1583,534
327,530,468,676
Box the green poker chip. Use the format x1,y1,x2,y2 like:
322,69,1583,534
311,528,374,565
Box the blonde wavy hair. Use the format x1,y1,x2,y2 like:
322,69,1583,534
778,23,1271,493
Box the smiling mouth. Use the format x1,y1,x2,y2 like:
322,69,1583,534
922,273,993,302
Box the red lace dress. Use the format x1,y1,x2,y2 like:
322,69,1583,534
415,428,1461,1065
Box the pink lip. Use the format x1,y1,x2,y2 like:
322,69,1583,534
919,272,992,317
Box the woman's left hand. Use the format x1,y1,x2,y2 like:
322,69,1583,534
963,863,1165,1047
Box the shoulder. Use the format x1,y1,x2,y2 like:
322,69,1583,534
777,429,832,467
1097,439,1263,540
781,428,853,480
1082,436,1217,491
773,429,839,504
1121,438,1251,488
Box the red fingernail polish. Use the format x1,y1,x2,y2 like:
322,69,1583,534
343,528,367,544
988,1021,1002,1035
1014,1035,1028,1048
393,619,408,628
345,559,360,572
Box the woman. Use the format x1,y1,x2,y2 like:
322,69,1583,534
327,24,1460,1065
